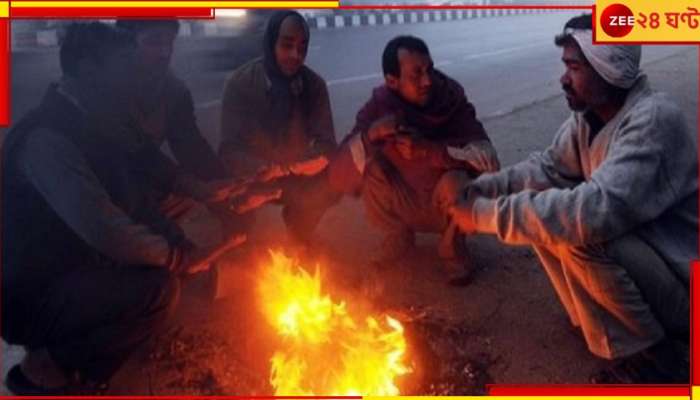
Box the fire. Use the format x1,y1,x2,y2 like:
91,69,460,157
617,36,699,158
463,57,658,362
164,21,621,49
257,250,411,395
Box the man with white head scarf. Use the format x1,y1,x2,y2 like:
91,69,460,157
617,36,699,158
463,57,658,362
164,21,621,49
449,14,696,383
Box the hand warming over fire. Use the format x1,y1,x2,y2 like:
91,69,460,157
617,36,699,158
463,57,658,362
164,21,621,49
447,140,500,173
256,164,291,183
367,114,400,142
172,233,247,275
288,155,329,176
447,187,481,234
200,178,249,203
173,175,248,204
229,187,283,214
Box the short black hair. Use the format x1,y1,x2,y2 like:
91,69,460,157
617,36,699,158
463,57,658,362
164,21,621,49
115,19,180,35
382,35,431,77
59,22,136,78
555,13,593,46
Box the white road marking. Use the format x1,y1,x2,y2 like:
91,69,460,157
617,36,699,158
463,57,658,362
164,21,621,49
196,42,549,108
324,43,548,88
327,72,383,86
435,60,454,67
462,41,549,61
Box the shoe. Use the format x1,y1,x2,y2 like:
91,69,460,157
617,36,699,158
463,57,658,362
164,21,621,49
6,365,66,395
443,258,475,287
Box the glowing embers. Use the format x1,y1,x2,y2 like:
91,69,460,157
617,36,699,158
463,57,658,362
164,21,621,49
257,250,411,395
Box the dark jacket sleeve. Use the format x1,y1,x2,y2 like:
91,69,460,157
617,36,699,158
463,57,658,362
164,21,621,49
219,69,268,177
166,81,229,180
444,94,489,146
307,76,337,156
19,128,172,267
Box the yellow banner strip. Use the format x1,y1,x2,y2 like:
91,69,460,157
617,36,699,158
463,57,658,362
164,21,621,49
12,1,338,8
0,2,8,17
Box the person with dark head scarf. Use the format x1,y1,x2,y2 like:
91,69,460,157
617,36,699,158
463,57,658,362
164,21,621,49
219,10,339,246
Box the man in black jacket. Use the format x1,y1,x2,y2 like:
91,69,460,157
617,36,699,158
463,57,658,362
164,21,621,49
2,22,243,395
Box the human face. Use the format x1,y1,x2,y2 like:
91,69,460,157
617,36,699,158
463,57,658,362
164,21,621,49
386,48,434,107
560,43,611,112
135,26,177,76
274,16,308,77
95,45,139,114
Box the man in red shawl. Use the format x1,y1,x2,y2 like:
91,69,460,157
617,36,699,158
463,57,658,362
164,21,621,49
328,35,499,284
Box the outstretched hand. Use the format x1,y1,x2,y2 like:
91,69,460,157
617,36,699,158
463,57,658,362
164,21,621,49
288,155,329,176
229,187,283,214
199,179,248,203
178,233,247,275
367,115,400,142
447,141,501,173
446,185,486,234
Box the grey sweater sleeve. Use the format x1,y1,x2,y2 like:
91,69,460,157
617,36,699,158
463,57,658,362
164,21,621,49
470,115,584,198
18,128,171,267
471,100,686,247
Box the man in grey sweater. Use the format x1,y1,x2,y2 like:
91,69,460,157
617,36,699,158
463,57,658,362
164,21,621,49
449,14,696,383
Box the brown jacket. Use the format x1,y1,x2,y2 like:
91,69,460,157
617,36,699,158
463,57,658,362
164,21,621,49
219,58,336,177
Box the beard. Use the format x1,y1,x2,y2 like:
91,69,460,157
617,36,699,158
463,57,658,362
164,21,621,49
563,85,587,111
563,78,616,112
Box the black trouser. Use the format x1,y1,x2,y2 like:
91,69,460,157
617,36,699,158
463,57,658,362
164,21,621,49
247,170,342,243
3,264,180,382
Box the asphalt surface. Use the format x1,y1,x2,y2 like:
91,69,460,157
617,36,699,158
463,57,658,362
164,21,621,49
9,12,694,146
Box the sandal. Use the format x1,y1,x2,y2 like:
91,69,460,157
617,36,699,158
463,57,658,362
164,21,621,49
590,350,687,384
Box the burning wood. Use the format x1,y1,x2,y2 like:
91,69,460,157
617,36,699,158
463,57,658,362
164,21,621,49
257,250,411,395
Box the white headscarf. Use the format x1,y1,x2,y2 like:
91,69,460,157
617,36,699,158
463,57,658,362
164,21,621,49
568,29,642,89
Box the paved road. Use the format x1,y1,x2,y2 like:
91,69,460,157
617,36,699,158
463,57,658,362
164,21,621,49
183,12,693,139
9,12,694,147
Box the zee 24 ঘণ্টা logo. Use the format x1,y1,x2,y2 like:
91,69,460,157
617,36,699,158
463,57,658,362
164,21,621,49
599,2,700,39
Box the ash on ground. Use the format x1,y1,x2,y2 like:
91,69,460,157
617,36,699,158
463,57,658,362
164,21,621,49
142,326,270,395
396,307,494,395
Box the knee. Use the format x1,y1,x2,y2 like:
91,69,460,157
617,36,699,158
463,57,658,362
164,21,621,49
555,242,610,286
363,158,391,188
361,159,394,202
558,242,608,263
433,170,471,210
601,234,646,266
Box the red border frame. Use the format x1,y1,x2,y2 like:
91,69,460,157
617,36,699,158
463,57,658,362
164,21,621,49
591,5,700,46
1,3,699,398
487,385,691,396
0,17,8,126
10,7,214,18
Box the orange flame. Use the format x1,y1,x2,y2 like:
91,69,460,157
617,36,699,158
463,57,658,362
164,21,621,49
258,250,411,395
